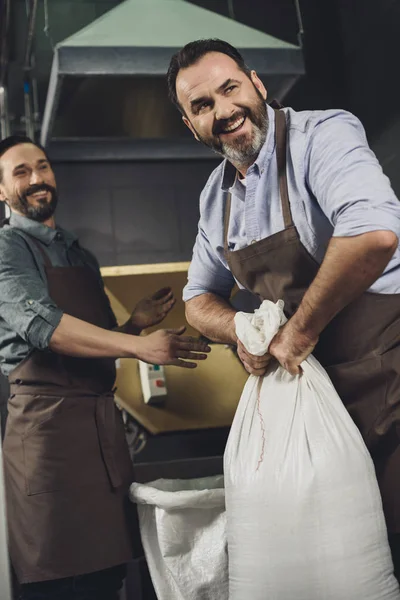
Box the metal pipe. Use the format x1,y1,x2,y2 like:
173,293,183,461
23,0,39,139
227,0,236,20
0,0,11,85
24,0,38,72
24,81,34,139
294,0,305,48
31,54,40,125
0,85,10,139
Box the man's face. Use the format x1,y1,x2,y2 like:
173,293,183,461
176,52,268,169
0,143,58,222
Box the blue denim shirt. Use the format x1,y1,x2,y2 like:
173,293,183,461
0,213,116,376
183,105,400,301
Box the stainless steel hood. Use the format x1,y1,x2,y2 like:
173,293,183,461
41,0,304,161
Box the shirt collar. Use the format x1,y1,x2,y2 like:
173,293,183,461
9,212,78,248
221,103,276,191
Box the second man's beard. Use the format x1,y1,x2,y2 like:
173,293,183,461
7,183,58,222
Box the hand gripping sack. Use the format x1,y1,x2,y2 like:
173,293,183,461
130,476,228,600
224,299,400,600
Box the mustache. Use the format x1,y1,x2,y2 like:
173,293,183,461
23,183,55,198
213,109,248,136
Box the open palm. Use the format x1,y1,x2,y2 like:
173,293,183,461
131,287,176,330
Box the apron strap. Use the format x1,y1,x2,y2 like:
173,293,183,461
223,192,232,255
223,108,293,253
28,236,53,269
274,109,294,229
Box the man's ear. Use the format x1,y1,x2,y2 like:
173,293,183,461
182,116,200,142
250,70,267,101
0,187,7,203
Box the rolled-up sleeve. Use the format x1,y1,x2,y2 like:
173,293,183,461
306,111,400,239
0,232,63,349
183,223,235,302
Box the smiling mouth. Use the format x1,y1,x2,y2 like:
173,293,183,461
29,191,49,199
220,115,246,135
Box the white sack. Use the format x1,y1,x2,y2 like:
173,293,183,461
130,476,227,600
224,299,400,600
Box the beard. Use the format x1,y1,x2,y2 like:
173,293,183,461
7,183,58,222
194,86,268,169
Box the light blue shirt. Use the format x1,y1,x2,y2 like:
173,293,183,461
183,105,400,301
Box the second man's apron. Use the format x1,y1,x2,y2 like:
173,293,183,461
224,108,400,535
2,237,136,583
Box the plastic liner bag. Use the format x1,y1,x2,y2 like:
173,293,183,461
130,476,228,600
224,299,400,600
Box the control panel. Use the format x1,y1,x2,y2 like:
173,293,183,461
138,361,167,405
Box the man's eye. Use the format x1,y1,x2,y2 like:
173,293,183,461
14,171,26,177
40,164,48,170
198,102,210,112
226,85,237,93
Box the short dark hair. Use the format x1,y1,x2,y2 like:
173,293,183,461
167,38,251,114
0,136,50,183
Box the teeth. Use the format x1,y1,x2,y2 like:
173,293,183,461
222,116,245,133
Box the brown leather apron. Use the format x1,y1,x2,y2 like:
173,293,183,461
225,108,400,535
2,237,136,583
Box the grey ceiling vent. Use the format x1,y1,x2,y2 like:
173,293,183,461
41,0,304,161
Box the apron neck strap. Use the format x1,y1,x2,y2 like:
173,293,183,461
223,193,232,255
274,109,293,229
223,108,293,254
28,236,53,269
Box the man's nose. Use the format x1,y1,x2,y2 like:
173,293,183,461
215,98,235,122
30,170,44,186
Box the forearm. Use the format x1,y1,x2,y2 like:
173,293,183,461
49,313,141,358
185,293,237,344
291,230,398,337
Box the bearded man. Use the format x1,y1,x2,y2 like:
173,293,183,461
167,38,400,580
0,135,209,600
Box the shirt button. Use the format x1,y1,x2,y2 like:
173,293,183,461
55,232,63,241
251,239,257,244
27,300,33,305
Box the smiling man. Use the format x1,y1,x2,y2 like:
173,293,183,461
167,38,400,579
0,135,210,600
182,66,268,169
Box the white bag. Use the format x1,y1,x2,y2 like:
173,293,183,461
224,299,400,600
130,476,228,600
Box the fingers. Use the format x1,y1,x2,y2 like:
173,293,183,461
242,361,269,376
179,341,211,354
152,287,174,304
176,350,209,360
282,361,302,376
164,328,211,352
166,326,186,335
176,338,211,351
151,299,176,325
160,298,176,313
237,341,271,376
237,340,271,368
170,359,198,369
